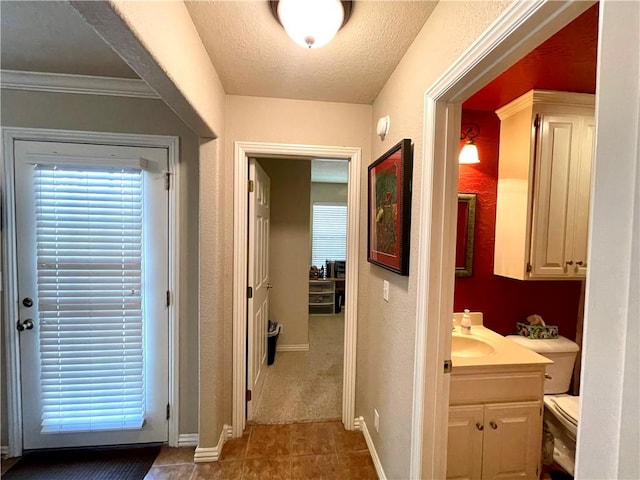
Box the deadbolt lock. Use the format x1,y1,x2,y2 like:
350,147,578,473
16,319,34,332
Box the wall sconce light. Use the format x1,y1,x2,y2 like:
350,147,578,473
459,123,480,164
270,0,353,49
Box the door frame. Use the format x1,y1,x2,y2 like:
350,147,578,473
1,127,181,456
410,1,596,477
232,141,361,437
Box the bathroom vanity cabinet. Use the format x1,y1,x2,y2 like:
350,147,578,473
493,90,595,280
447,366,546,480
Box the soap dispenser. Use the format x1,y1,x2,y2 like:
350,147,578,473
461,309,472,335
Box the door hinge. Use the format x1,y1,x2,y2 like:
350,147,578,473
247,286,253,299
165,172,172,190
444,359,452,373
526,262,533,273
534,113,541,129
246,390,252,401
248,180,254,193
166,403,170,420
166,290,171,307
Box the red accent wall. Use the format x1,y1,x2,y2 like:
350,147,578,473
454,109,582,337
464,4,598,111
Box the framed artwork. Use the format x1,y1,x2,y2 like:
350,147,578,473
367,139,413,275
455,193,477,277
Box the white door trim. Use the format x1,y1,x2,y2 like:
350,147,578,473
1,127,181,456
410,1,595,477
232,141,361,437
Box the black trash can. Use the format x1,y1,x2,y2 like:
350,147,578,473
267,322,281,365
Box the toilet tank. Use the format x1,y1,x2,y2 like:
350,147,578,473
506,335,580,394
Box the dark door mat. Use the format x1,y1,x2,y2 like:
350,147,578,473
2,445,160,480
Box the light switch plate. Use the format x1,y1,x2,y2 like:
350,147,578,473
383,280,389,302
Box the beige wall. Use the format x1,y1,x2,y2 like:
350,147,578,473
0,89,201,436
223,95,372,423
259,158,311,347
360,2,512,478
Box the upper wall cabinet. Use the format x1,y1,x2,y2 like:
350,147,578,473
494,90,595,280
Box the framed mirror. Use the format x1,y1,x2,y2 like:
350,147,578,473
455,193,477,277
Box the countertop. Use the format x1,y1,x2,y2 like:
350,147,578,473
451,324,552,371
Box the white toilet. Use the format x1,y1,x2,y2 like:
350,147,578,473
506,335,580,476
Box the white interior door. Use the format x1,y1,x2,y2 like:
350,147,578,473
247,158,270,419
14,140,169,449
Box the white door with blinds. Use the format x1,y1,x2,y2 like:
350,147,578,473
14,140,169,449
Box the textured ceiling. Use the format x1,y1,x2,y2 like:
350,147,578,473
463,4,598,111
185,1,437,104
0,1,138,78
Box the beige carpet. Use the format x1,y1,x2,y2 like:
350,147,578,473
252,313,344,424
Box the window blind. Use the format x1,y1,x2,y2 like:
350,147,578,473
312,203,347,268
34,166,145,433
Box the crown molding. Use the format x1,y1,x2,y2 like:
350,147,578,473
0,70,159,99
497,89,595,119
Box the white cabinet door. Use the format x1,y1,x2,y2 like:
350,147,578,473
481,402,542,480
447,405,484,480
570,116,595,276
530,114,581,278
530,113,594,278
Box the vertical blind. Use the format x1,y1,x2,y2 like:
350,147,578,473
34,166,145,433
311,203,347,268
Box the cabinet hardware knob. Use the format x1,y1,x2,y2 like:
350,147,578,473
490,421,498,430
476,423,484,431
22,297,34,308
565,261,574,266
576,261,584,266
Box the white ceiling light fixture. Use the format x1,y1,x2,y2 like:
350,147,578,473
270,0,353,49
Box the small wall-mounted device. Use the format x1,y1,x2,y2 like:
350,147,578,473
376,115,390,140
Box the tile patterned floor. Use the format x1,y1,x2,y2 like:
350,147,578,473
145,421,378,480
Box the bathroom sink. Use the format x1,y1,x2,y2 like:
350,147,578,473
452,334,496,358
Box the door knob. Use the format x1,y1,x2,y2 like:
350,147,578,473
16,319,34,332
22,297,34,308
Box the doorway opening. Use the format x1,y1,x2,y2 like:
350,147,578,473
231,142,361,438
410,2,599,477
449,5,597,479
248,157,348,424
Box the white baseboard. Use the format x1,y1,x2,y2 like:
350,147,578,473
355,416,387,480
178,433,199,447
194,424,231,463
276,343,309,352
